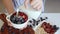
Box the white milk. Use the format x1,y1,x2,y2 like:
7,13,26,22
13,0,44,20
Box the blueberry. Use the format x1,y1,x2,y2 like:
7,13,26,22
32,19,36,23
21,18,25,21
20,18,25,24
29,25,32,28
29,20,32,23
10,15,18,24
40,17,43,21
40,17,46,21
33,23,35,26
10,15,26,24
53,25,56,28
53,25,59,31
15,18,19,21
36,21,38,25
45,17,48,19
37,20,40,22
32,19,36,25
12,17,15,19
19,17,23,20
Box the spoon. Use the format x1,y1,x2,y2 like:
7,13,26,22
16,8,19,17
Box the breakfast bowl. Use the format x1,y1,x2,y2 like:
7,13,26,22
6,11,29,30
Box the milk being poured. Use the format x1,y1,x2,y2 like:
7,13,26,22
12,0,44,19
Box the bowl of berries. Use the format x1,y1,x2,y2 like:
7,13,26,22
6,11,29,30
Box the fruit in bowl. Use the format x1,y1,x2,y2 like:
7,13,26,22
6,11,28,29
10,12,28,24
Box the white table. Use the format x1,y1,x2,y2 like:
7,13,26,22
0,13,60,34
40,13,60,27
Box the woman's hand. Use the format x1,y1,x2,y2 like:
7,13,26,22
2,0,15,14
24,0,43,10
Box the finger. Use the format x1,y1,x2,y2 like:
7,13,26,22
30,0,37,6
24,0,29,8
37,0,42,10
32,2,40,9
37,4,42,10
37,2,42,10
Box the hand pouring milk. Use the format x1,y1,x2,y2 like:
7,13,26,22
12,0,44,20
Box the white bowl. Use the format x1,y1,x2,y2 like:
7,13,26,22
6,12,29,30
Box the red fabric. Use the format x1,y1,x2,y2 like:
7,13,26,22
0,14,35,34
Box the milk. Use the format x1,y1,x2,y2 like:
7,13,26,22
13,0,43,20
19,4,42,20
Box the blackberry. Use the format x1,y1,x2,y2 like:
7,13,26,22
53,25,59,31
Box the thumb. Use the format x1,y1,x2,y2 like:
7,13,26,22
24,0,29,8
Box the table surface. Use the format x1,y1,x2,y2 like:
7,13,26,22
0,13,60,34
40,13,60,27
